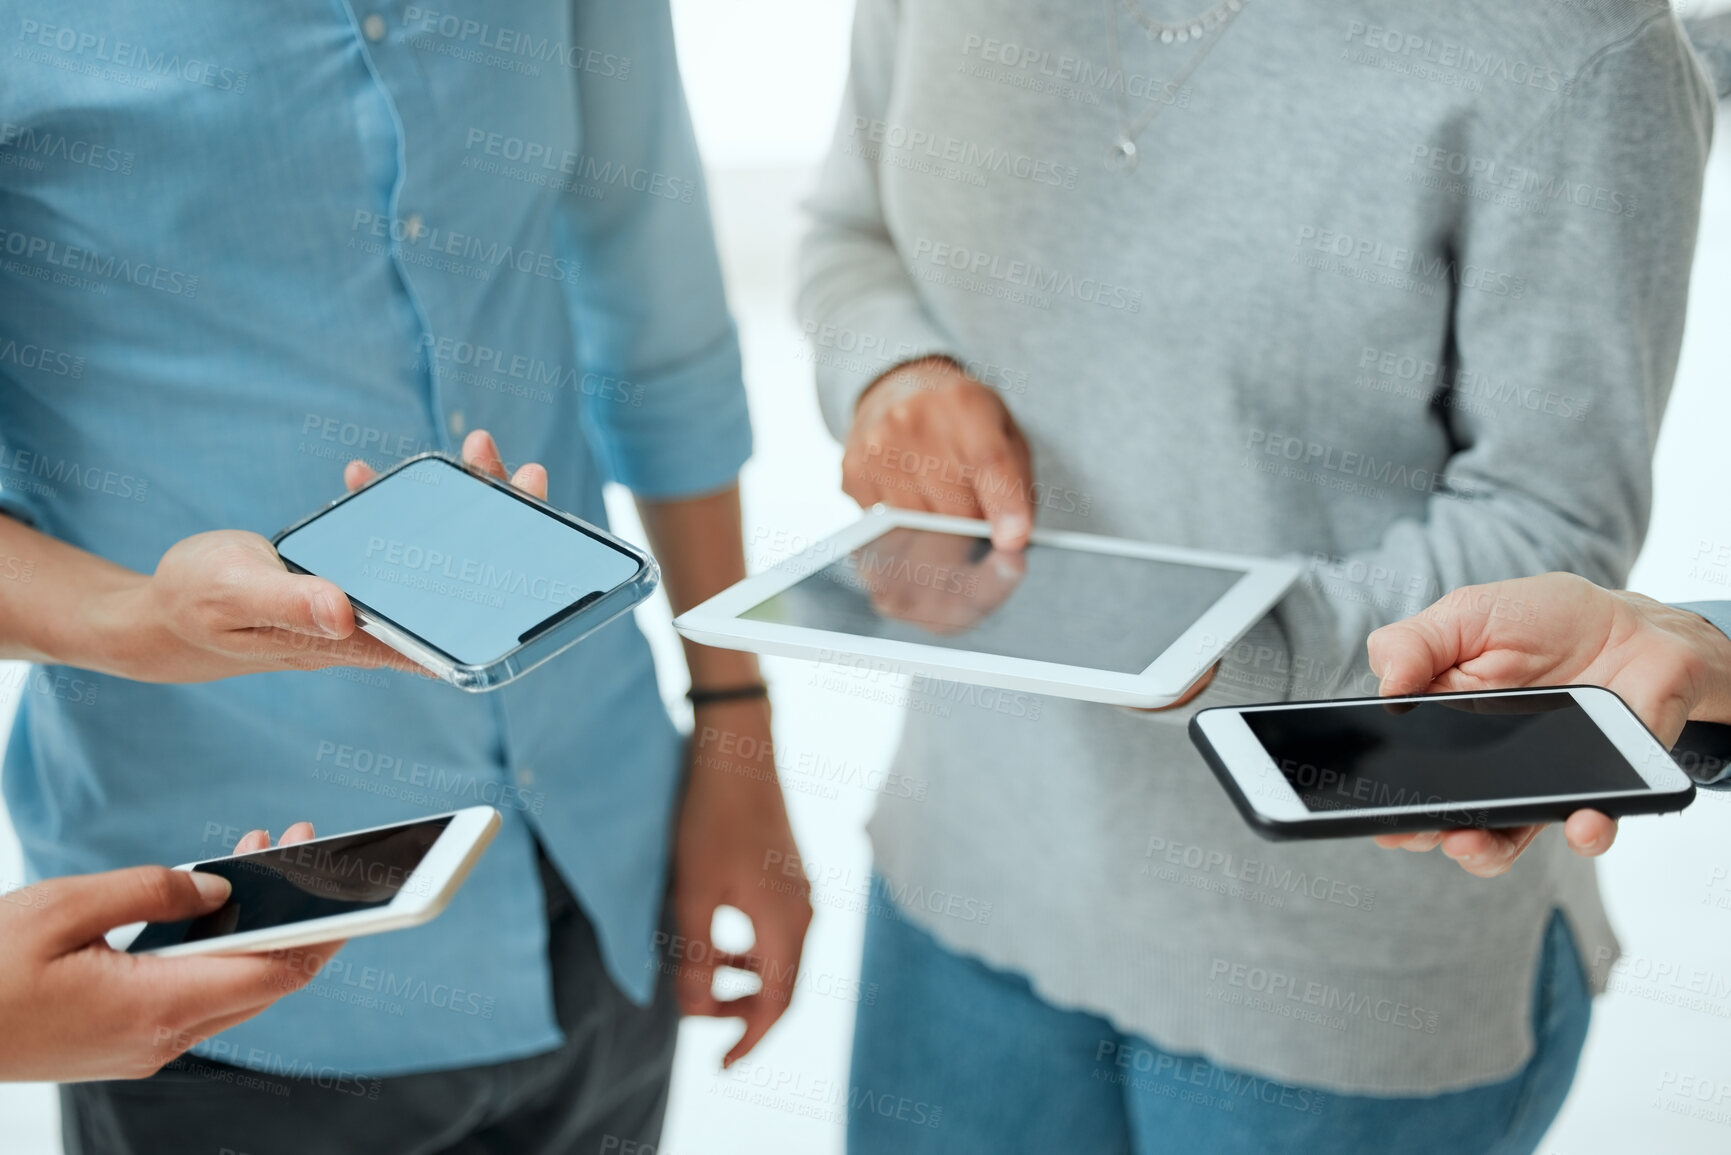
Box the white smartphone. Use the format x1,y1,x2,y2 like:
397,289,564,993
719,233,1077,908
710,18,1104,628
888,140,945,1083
274,453,659,692
119,808,501,957
1189,687,1697,840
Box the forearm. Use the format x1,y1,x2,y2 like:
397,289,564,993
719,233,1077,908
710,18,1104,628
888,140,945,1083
797,0,955,440
0,514,142,670
634,484,760,690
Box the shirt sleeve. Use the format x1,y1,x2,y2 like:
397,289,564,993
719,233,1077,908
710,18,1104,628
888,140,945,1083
558,0,750,499
1176,13,1716,720
796,0,961,441
1677,601,1731,645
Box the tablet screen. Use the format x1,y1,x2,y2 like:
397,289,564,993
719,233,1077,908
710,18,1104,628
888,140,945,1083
740,528,1243,673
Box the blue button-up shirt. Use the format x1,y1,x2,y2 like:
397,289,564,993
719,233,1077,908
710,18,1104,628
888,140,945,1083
0,1,750,1076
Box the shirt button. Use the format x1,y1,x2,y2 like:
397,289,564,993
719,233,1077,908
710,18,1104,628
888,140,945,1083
448,410,467,435
362,14,387,42
403,212,425,240
516,767,535,787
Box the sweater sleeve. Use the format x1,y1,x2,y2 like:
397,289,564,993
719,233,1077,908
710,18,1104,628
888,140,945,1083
796,0,961,441
1189,13,1715,715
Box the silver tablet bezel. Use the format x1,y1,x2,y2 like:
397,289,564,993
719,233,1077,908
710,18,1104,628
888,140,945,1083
674,507,1301,708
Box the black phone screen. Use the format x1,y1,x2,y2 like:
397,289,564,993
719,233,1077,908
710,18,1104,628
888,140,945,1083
1243,693,1649,813
126,816,452,952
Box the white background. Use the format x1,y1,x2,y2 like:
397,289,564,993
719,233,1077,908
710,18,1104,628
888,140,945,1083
5,2,1731,1150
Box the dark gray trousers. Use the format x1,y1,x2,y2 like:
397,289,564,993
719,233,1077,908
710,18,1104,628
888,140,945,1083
62,848,679,1155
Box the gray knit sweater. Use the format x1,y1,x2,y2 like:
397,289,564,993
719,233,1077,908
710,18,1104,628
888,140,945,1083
797,0,1713,1093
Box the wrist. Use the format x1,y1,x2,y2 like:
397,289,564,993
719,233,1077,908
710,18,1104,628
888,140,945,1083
70,572,157,679
684,645,761,693
1688,612,1731,725
687,682,768,708
858,356,962,412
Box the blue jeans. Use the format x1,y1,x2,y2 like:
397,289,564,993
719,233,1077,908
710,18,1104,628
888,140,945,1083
848,878,1589,1155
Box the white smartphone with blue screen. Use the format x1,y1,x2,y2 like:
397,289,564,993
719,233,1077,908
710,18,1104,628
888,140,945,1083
273,453,658,691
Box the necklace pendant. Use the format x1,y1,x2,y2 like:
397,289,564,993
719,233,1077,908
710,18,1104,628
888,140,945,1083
1106,137,1139,171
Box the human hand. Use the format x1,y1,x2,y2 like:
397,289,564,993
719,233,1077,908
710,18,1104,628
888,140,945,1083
0,822,342,1082
852,526,1024,634
89,430,553,684
845,358,1034,551
1365,572,1731,876
670,696,812,1068
343,428,548,500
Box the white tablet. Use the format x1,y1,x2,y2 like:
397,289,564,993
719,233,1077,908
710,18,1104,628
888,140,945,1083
675,508,1301,708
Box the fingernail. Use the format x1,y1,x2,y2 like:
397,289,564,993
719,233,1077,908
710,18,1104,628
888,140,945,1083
996,513,1028,540
311,594,344,638
190,872,232,903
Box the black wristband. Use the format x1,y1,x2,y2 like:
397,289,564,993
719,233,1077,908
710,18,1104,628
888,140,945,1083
686,682,769,707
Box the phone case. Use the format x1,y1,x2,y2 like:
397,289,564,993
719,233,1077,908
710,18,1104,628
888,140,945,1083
273,452,659,692
1189,687,1698,841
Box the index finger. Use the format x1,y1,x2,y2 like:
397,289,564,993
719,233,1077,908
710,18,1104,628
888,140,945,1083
1367,612,1468,697
145,945,334,1029
965,440,1033,551
720,908,808,1068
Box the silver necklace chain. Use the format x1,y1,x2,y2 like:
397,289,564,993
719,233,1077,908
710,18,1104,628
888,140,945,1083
1105,0,1246,171
1120,0,1242,43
